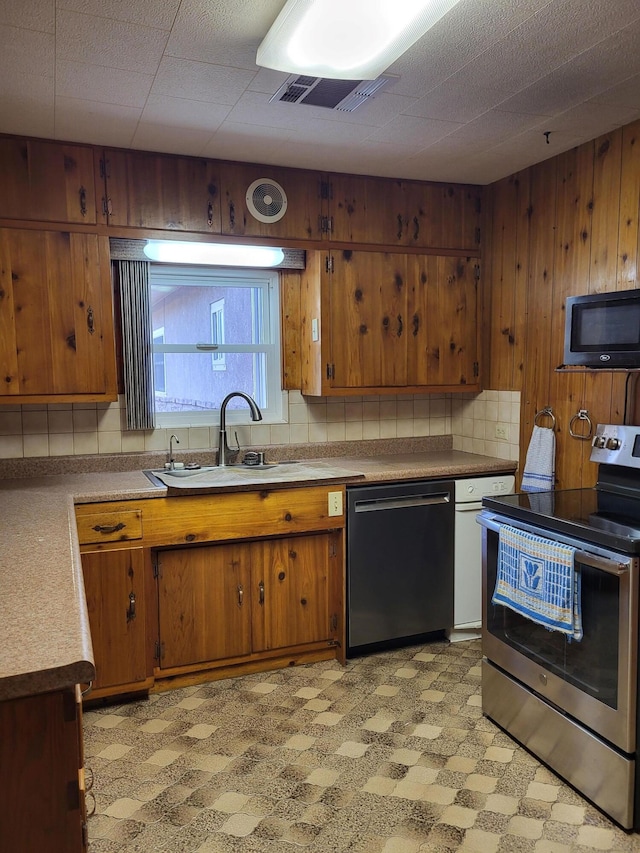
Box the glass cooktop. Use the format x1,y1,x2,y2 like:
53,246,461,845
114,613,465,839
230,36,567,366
482,487,640,554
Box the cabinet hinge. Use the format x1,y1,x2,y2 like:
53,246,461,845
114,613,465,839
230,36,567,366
319,216,333,235
99,158,110,180
474,264,480,281
152,554,159,579
320,180,333,200
473,361,479,378
326,363,335,380
475,226,481,244
325,255,334,273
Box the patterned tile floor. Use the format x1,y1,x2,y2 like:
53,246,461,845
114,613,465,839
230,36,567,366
84,640,640,852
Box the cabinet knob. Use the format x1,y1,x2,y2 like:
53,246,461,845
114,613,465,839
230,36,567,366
237,584,244,606
258,580,265,605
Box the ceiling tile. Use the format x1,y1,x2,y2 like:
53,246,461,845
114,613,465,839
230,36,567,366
151,57,255,105
0,26,53,77
140,94,232,131
56,0,181,30
0,73,54,137
1,0,55,33
54,97,141,146
165,0,282,68
56,60,154,108
132,122,214,155
55,9,168,75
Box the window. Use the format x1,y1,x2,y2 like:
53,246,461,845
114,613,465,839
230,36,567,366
149,265,281,426
210,299,226,370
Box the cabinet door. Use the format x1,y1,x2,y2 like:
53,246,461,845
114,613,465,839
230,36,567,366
406,255,479,386
102,149,221,232
0,689,85,853
328,250,408,388
82,548,148,691
157,544,252,669
0,137,97,224
329,173,481,251
251,534,330,651
0,228,117,402
220,163,322,241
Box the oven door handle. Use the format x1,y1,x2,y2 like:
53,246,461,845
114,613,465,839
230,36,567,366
478,513,629,576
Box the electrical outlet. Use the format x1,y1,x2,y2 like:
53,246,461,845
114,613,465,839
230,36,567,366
328,490,343,517
495,423,510,441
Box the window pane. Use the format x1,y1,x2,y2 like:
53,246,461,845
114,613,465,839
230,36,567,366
153,352,270,412
151,284,268,345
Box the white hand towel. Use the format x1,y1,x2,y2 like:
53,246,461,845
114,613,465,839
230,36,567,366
521,425,555,492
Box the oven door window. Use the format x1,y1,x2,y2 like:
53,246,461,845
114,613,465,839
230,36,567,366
486,552,619,708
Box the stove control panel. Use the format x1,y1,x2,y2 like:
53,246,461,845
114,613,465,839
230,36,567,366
590,424,640,468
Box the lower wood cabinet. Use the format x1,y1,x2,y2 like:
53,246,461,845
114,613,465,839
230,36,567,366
156,533,335,672
0,687,87,852
81,547,151,696
75,485,346,699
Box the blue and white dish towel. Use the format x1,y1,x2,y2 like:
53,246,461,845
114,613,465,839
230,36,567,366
521,425,555,492
493,524,582,641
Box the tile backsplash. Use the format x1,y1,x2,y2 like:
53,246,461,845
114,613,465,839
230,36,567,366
0,389,520,462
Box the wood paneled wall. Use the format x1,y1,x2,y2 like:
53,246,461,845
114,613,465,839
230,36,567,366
483,119,640,489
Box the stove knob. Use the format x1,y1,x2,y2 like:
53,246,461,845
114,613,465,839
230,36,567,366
593,436,606,448
606,437,621,450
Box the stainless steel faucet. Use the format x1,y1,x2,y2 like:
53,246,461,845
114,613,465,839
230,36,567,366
217,392,263,466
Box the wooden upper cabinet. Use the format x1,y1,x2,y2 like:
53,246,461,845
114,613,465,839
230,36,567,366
0,228,117,403
328,250,409,389
328,173,482,251
101,149,221,233
406,255,479,387
299,249,480,395
0,136,97,224
220,162,323,241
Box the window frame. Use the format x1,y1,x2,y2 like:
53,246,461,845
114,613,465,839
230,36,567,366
150,265,282,428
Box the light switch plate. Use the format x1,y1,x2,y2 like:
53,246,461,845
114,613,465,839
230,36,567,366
328,490,343,517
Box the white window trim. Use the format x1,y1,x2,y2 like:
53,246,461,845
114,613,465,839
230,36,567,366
210,298,226,371
152,326,166,396
150,265,283,428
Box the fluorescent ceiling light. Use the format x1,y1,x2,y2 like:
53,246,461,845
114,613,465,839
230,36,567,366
143,241,285,268
257,0,463,80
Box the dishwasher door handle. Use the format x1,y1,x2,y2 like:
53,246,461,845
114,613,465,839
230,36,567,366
354,493,450,512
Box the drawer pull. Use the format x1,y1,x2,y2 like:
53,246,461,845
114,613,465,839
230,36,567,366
91,522,125,534
127,592,136,621
238,584,244,606
259,580,265,605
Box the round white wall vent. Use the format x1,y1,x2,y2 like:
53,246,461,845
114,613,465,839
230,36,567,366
246,178,288,223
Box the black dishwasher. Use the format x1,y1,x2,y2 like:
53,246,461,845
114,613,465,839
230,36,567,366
347,480,454,655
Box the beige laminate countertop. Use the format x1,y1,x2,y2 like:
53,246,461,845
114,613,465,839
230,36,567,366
0,449,516,702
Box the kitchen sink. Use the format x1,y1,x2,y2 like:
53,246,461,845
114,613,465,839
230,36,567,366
143,460,363,492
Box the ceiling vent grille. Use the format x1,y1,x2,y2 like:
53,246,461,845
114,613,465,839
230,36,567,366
270,74,396,113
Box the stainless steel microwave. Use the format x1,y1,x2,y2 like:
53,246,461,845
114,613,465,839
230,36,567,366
564,288,640,368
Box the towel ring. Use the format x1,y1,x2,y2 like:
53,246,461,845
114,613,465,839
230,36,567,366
569,409,593,440
534,407,556,429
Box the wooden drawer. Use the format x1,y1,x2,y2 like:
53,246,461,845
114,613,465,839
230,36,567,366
75,508,142,545
143,485,345,546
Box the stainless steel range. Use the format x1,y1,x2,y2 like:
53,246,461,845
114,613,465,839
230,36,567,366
479,424,640,830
